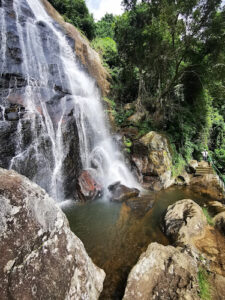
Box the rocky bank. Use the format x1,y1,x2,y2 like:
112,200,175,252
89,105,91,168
123,198,225,299
0,168,105,299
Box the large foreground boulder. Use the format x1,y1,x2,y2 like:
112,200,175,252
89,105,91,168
163,199,207,247
123,242,199,300
0,168,105,299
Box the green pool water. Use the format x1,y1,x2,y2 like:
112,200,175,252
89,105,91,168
62,186,209,299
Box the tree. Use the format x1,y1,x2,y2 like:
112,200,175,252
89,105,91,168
95,14,116,39
48,0,96,40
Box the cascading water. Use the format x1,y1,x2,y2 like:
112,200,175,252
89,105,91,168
0,0,138,201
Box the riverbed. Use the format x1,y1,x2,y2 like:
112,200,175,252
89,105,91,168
62,186,210,299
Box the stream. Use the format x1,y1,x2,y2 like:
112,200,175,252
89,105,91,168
62,186,210,299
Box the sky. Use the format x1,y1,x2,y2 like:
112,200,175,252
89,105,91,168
86,0,124,21
86,0,225,21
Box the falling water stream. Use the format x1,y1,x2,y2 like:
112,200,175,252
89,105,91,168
0,0,138,202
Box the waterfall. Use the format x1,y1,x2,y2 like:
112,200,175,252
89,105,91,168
0,0,138,201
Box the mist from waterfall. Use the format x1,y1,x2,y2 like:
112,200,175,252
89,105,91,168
0,0,138,201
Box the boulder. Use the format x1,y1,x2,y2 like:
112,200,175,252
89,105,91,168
190,174,225,202
176,171,191,186
187,160,198,173
214,212,225,235
0,168,105,299
108,182,140,202
77,170,102,201
131,131,174,191
163,199,207,247
123,242,199,300
208,200,225,215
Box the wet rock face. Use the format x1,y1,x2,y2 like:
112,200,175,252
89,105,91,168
0,168,105,300
0,0,82,199
123,242,199,300
163,199,207,247
41,0,110,96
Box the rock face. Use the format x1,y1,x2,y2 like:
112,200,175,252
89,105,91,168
0,0,111,202
0,168,105,299
131,131,174,191
123,242,199,300
163,199,207,247
41,0,110,96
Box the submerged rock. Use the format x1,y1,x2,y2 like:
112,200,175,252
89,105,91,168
163,199,207,247
77,170,102,201
123,242,199,300
125,195,155,216
108,182,140,202
0,168,105,299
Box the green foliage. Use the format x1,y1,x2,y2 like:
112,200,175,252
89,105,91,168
202,207,214,226
48,0,95,40
111,0,225,173
198,267,211,300
91,37,118,68
95,14,116,39
169,142,186,177
113,108,134,126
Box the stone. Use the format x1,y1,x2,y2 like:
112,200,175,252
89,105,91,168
187,160,198,173
208,200,225,215
0,168,105,299
131,131,174,191
176,171,191,186
108,182,140,202
123,242,199,300
214,212,225,235
190,174,225,202
163,199,207,247
77,170,102,201
125,195,155,216
127,111,145,123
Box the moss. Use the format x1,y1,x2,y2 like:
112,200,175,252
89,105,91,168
202,207,214,226
198,267,211,300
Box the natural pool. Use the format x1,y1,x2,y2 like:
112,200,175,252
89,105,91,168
62,186,210,299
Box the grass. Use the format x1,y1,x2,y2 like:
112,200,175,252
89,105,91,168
198,267,211,300
202,207,215,226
